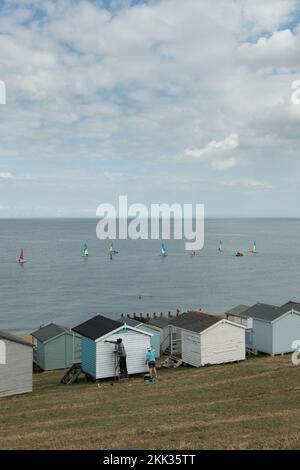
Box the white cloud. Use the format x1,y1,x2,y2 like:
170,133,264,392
240,0,297,34
239,29,299,67
211,157,239,171
0,172,14,179
184,133,239,161
222,179,274,190
182,133,239,170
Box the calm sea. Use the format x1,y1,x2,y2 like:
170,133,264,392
1,218,300,332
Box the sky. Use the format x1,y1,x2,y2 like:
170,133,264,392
0,0,300,217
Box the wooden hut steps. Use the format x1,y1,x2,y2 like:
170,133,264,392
61,363,82,385
164,336,181,356
160,356,183,369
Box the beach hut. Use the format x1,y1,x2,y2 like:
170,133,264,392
0,331,33,398
225,305,250,324
31,323,82,371
225,301,300,355
146,315,175,352
73,315,152,380
118,316,161,358
168,311,246,367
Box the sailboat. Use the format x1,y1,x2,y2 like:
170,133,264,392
251,241,257,254
83,243,89,257
109,243,113,260
161,243,167,257
109,242,118,260
18,248,25,264
218,240,223,252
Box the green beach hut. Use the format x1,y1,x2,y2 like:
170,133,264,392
32,323,82,371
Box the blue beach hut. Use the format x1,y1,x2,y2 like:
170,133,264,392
73,315,152,380
225,301,300,356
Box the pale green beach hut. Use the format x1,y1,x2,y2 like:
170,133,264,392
32,323,82,371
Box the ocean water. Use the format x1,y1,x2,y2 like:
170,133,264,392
1,218,300,332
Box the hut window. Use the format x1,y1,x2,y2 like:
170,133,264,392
0,340,6,364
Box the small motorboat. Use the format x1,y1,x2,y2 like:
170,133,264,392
235,251,244,257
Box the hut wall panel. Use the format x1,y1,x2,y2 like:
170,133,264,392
0,340,32,398
137,325,160,358
34,339,45,370
82,336,96,378
272,312,300,355
160,326,170,349
65,333,82,365
96,331,150,379
181,331,201,367
200,322,245,366
251,319,272,354
44,335,67,371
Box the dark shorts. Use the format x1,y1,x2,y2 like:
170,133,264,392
149,361,156,367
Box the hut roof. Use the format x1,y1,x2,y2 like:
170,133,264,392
170,311,224,333
276,301,300,316
31,323,70,342
117,316,142,328
225,305,250,317
73,315,123,340
230,303,279,321
146,316,174,328
0,330,33,347
231,301,300,322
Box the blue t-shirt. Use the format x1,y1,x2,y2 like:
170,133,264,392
146,350,156,363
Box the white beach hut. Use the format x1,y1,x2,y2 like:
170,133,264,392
73,315,152,379
169,311,246,367
0,331,33,398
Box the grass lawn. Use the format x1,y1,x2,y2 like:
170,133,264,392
0,354,300,450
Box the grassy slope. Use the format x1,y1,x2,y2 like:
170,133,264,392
0,355,300,450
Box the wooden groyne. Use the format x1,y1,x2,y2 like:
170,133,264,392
120,311,179,323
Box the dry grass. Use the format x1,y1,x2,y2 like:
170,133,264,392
1,355,300,450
